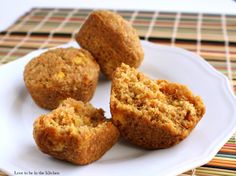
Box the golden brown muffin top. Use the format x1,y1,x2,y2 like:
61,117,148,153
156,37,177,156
77,10,144,71
24,47,99,88
87,10,143,54
90,10,135,35
111,64,205,134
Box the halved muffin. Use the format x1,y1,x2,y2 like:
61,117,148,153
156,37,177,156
33,98,119,165
110,64,205,149
24,47,100,110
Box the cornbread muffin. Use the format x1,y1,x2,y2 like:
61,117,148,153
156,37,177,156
24,47,100,109
33,98,119,165
76,10,144,79
110,64,205,149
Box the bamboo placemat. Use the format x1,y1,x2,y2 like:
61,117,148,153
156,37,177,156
0,8,235,176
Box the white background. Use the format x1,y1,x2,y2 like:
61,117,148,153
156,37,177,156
1,0,236,31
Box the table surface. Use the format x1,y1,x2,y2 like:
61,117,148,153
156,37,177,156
2,0,236,31
0,7,236,176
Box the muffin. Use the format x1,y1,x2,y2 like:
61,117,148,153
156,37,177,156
24,47,100,109
110,64,205,149
76,10,144,79
33,98,119,165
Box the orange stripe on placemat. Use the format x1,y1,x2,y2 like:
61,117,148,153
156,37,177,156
195,167,236,176
206,159,236,169
220,148,236,155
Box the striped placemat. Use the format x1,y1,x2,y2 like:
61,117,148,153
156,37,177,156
0,8,235,176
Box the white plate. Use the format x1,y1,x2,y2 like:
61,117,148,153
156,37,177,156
0,41,236,176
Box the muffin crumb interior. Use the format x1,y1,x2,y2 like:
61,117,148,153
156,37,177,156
38,99,107,135
112,64,205,133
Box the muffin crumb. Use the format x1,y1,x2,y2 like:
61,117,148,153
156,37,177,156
33,98,119,165
110,64,205,149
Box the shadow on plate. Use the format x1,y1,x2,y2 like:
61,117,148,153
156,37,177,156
11,85,48,118
17,145,82,170
97,139,150,164
11,85,28,115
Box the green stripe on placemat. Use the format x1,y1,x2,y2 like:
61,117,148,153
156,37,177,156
0,8,235,176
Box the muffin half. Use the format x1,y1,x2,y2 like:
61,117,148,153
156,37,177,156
110,64,205,149
24,47,100,109
33,98,119,165
76,10,144,79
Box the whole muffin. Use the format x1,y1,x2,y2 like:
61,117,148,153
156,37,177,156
33,98,119,165
110,64,205,149
24,47,100,109
76,10,144,79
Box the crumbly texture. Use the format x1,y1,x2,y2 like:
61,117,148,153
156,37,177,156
33,98,119,165
110,64,205,149
24,47,100,109
76,10,144,79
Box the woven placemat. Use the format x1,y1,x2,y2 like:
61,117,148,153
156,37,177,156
0,8,235,176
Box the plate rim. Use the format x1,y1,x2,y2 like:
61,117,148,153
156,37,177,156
0,40,236,176
141,41,236,175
